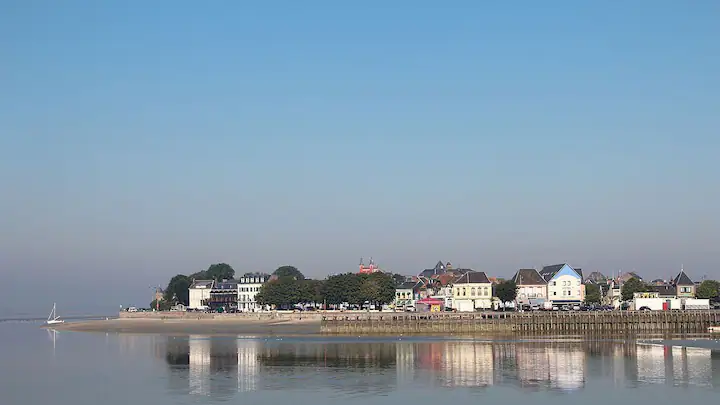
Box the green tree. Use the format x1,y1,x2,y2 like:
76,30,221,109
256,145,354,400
321,273,365,305
256,278,300,308
584,283,602,305
696,280,720,301
300,279,325,304
164,275,191,305
204,263,235,281
273,266,305,280
494,280,518,307
621,277,649,301
322,274,353,305
365,272,396,306
189,270,207,280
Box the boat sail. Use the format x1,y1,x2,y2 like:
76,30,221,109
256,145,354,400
46,303,64,325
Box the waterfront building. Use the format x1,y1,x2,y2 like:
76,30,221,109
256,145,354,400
188,280,214,310
540,264,585,306
512,268,547,308
209,280,239,310
673,269,696,298
237,274,269,312
452,271,492,311
394,280,423,309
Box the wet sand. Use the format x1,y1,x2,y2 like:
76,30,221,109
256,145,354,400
45,317,322,335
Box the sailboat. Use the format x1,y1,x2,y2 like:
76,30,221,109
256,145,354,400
46,303,64,325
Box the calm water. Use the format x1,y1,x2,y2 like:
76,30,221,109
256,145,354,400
2,323,720,404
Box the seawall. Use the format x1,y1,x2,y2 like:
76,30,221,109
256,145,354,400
320,310,720,335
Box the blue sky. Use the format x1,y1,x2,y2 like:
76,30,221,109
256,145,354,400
1,1,718,314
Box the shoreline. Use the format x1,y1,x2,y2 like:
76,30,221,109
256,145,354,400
46,317,322,335
43,310,720,337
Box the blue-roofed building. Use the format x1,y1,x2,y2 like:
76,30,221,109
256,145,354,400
540,264,585,305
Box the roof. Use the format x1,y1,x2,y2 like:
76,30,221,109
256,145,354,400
648,285,676,296
618,272,642,282
189,280,214,289
454,271,490,284
673,271,694,286
575,268,584,280
584,271,607,284
397,281,419,290
539,264,582,282
213,280,238,290
513,269,546,285
418,260,473,280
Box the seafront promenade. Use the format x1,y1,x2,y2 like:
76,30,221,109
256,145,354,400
48,309,720,336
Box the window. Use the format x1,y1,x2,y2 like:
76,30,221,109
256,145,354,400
471,287,476,296
552,281,557,286
463,288,467,296
553,291,557,296
484,287,489,296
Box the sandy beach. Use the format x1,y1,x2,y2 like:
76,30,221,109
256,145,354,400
46,317,322,335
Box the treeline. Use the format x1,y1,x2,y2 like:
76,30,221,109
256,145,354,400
153,264,404,309
255,268,398,308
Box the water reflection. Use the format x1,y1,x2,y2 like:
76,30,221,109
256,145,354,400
149,336,720,399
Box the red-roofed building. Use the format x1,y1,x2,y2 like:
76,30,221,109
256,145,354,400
358,257,382,274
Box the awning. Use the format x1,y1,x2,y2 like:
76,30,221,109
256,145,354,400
417,298,444,305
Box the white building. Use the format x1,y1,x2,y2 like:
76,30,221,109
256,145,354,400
237,274,269,312
512,268,548,307
539,264,585,305
394,281,420,309
452,271,493,311
188,280,214,310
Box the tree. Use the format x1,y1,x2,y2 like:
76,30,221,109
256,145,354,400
584,283,601,305
189,270,207,280
322,273,356,305
256,278,300,308
273,265,305,280
321,272,395,307
164,275,191,305
300,279,325,304
494,280,518,307
621,277,649,302
365,272,396,306
204,263,235,281
696,280,720,301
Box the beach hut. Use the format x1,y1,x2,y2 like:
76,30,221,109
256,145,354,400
416,297,444,312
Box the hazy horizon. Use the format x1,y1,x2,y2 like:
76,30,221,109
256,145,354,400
1,1,718,315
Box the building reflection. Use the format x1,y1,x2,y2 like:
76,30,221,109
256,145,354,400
636,343,718,388
441,342,494,387
154,336,720,399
